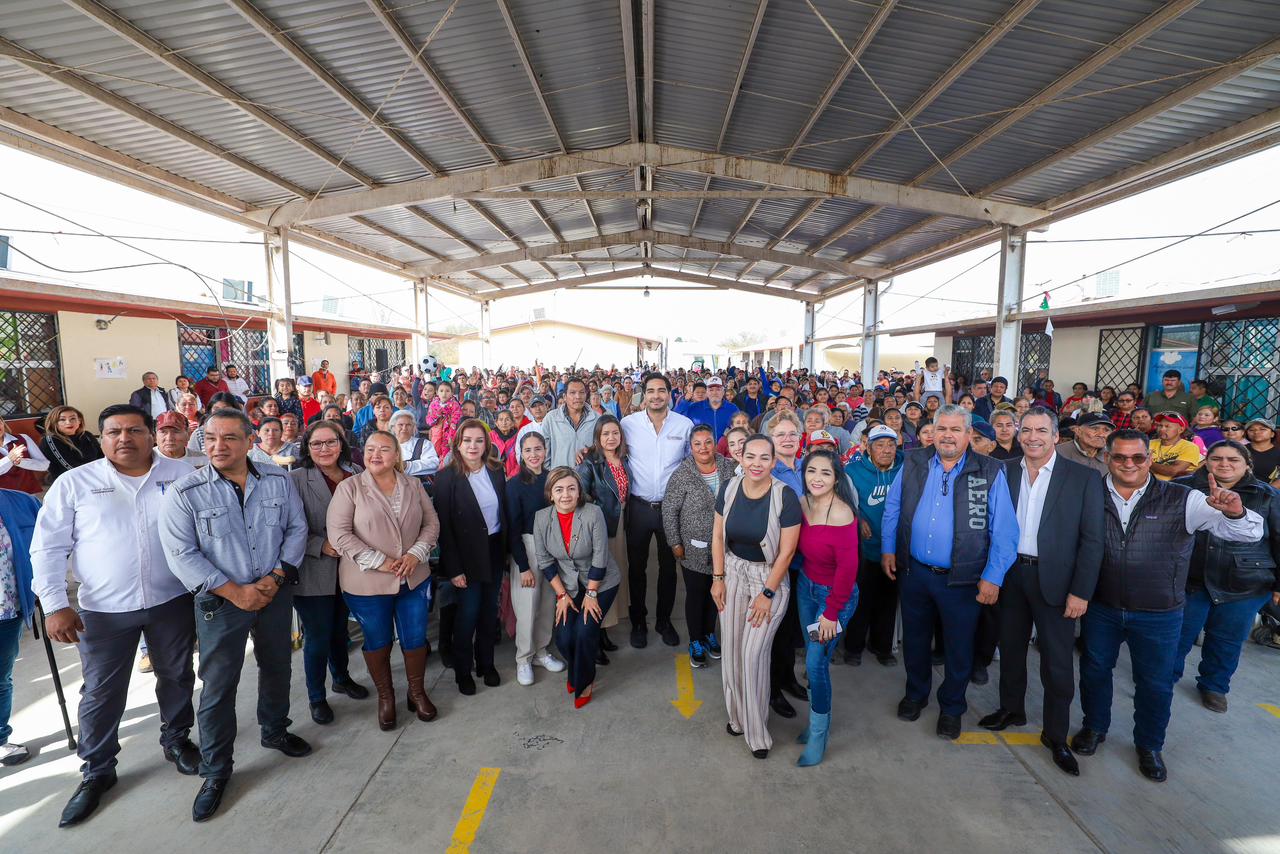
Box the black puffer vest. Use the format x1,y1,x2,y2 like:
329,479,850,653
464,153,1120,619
1097,477,1195,612
896,447,1004,586
1176,469,1280,604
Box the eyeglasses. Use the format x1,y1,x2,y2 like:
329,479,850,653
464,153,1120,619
308,440,341,450
1110,453,1149,464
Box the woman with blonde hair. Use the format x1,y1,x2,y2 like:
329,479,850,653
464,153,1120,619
39,405,102,484
327,430,440,729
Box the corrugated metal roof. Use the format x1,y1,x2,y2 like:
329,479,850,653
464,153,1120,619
0,0,1276,298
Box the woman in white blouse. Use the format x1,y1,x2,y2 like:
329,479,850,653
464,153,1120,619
389,409,439,483
0,416,49,494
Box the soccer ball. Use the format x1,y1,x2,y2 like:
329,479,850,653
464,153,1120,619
420,355,440,377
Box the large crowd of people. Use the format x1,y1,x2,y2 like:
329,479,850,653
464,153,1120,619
0,353,1277,827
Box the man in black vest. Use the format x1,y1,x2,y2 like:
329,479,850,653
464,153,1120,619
978,408,1104,776
882,405,1019,740
1073,429,1262,782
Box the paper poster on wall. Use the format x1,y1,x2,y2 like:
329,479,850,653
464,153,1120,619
94,357,127,380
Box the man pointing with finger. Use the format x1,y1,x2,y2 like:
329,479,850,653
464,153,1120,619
881,404,1018,741
160,409,308,822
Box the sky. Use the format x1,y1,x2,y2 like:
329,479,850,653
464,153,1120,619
0,140,1277,354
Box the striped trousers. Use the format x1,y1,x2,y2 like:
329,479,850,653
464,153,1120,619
721,553,791,753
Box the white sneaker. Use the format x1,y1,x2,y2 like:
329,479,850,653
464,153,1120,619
534,653,566,673
517,663,535,686
0,742,30,766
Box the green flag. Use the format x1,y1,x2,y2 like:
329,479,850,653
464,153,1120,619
1039,292,1050,310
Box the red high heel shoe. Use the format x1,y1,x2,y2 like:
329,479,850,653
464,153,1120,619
574,685,594,709
566,679,574,694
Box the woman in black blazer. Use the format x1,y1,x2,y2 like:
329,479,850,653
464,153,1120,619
433,418,509,696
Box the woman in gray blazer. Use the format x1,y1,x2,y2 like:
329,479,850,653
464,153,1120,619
532,467,621,709
289,420,369,725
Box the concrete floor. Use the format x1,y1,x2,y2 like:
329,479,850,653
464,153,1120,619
2,586,1279,854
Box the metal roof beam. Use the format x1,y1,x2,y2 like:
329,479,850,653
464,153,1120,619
407,229,887,278
61,0,375,187
619,0,640,143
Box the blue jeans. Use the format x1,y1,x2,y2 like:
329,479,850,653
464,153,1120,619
293,594,354,703
0,615,22,744
899,561,980,716
343,583,431,653
1079,602,1181,752
796,573,858,715
1175,589,1271,695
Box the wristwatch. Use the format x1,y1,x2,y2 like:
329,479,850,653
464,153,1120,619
267,570,287,588
585,589,599,599
761,587,776,600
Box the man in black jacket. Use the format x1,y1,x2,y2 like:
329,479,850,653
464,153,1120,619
978,408,1104,776
1073,429,1263,783
128,372,172,418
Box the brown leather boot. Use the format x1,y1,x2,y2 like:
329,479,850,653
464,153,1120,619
403,647,437,722
362,647,396,731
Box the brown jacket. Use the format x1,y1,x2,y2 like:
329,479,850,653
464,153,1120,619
326,469,439,595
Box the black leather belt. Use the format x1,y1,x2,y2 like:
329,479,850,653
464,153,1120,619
628,495,662,509
909,557,949,575
1017,554,1039,565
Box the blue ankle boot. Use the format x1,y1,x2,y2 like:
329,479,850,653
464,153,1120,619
797,711,831,767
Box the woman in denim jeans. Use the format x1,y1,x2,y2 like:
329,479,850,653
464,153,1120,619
794,447,861,767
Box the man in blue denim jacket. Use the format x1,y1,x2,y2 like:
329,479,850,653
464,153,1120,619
159,409,309,823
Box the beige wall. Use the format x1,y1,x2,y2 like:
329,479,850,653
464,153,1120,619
57,311,180,422
301,330,350,391
933,335,953,371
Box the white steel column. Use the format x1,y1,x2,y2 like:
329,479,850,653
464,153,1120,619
479,300,492,370
411,278,431,367
801,301,817,372
994,226,1025,383
264,228,295,385
861,279,881,382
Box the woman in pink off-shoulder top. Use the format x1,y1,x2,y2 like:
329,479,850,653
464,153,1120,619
794,446,861,769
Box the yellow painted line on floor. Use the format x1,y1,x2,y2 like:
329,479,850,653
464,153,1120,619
446,767,502,854
1000,732,1042,746
671,653,703,719
955,731,998,745
1258,703,1280,719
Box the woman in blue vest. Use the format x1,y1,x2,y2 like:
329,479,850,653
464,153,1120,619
0,487,40,766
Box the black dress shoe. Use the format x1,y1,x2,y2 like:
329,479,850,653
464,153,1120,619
896,697,925,722
769,690,796,719
600,629,619,652
1041,734,1080,776
331,678,369,700
844,650,862,666
457,674,477,695
936,714,962,740
931,651,945,666
752,748,769,759
1070,728,1106,756
978,708,1027,731
726,722,743,737
971,665,989,685
260,731,312,758
310,700,335,725
630,624,648,649
780,678,808,703
1137,748,1167,782
164,738,202,775
192,777,228,823
59,774,117,827
876,653,898,667
656,623,680,647
440,648,455,670
596,647,610,666
481,669,501,688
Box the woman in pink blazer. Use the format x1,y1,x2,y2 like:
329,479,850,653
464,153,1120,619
327,430,441,731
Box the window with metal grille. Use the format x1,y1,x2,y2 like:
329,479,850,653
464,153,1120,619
950,335,994,386
178,324,302,397
349,336,407,376
1095,327,1145,391
0,309,63,418
1017,332,1052,392
1200,318,1280,422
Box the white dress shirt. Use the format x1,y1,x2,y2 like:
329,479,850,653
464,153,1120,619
621,408,693,501
30,452,195,613
1015,452,1056,557
145,387,168,418
1105,475,1264,538
400,438,440,477
468,467,501,534
225,376,251,403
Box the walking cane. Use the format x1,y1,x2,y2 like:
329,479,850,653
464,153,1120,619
32,599,77,751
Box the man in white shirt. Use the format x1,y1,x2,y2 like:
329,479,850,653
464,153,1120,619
222,364,251,404
977,408,1104,777
31,404,198,828
621,373,693,648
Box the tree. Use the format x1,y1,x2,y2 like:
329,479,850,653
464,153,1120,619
719,330,766,350
432,322,475,366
